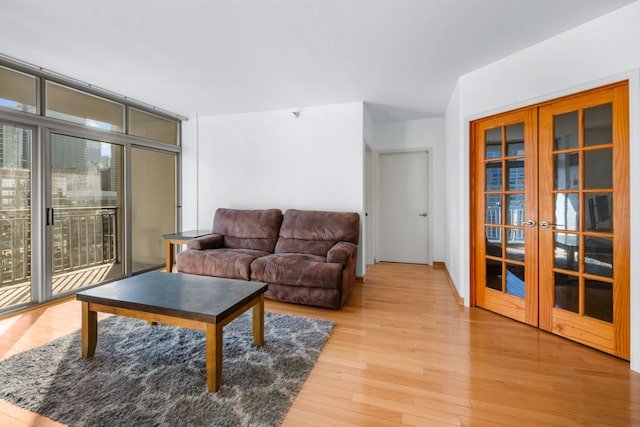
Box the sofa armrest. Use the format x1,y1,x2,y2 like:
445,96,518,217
327,241,357,266
187,234,224,250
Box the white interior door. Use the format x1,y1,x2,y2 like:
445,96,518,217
377,151,430,264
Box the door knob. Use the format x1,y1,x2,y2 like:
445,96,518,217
522,219,536,227
418,212,428,217
539,220,555,229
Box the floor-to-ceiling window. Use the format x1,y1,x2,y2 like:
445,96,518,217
0,60,183,314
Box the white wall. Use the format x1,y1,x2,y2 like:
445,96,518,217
363,105,375,146
444,83,464,298
181,112,199,230
181,101,366,274
444,0,640,370
372,117,446,262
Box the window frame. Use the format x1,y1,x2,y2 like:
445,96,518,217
0,58,183,146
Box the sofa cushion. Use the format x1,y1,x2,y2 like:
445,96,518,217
213,208,283,252
274,238,336,257
251,253,342,289
177,248,269,281
275,209,360,256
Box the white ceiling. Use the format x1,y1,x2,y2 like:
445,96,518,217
1,0,636,121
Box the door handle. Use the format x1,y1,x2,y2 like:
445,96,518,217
539,220,555,229
46,208,55,226
522,219,537,227
418,212,428,217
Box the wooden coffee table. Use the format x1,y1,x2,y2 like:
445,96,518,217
76,272,268,392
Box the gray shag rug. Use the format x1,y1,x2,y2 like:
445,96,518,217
0,311,334,426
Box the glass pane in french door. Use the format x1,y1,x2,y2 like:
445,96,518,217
549,103,615,323
0,123,32,309
483,123,527,296
50,133,124,296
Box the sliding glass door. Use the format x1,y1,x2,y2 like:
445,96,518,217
48,133,124,296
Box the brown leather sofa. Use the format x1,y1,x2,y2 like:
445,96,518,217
176,208,360,309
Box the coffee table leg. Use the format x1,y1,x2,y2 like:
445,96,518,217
253,294,264,346
206,323,223,392
81,302,97,358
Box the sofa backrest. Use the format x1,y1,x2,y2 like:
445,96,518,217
275,209,360,257
213,208,283,252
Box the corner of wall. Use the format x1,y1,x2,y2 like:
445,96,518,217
363,103,375,145
444,79,467,304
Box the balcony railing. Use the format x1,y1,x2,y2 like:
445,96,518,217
486,206,525,242
0,207,118,287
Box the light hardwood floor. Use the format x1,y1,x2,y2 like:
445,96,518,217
0,263,638,426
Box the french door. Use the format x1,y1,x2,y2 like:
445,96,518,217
472,82,630,359
473,109,538,325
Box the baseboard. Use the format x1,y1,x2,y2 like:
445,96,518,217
433,261,464,306
355,276,365,284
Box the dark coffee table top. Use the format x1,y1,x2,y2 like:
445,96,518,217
76,272,268,324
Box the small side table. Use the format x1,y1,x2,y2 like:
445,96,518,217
162,229,213,272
